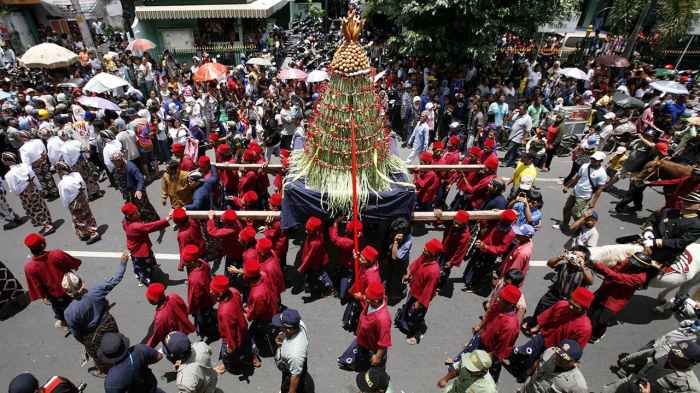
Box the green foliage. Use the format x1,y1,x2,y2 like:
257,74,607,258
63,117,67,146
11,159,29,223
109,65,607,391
607,0,700,45
364,0,580,60
606,0,645,35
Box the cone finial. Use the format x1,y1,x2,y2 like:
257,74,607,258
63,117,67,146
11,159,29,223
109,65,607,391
341,9,364,43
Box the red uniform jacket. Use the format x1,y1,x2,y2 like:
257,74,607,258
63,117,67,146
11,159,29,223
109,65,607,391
146,293,195,347
460,174,496,210
24,250,82,301
442,224,472,267
351,264,382,295
264,220,288,261
273,173,284,192
480,224,515,256
298,231,329,273
245,275,278,322
177,219,205,270
180,157,197,171
218,160,239,197
415,170,440,204
239,170,258,195
329,223,354,269
187,260,215,314
217,288,248,350
537,300,592,349
260,252,285,297
593,262,647,314
479,151,498,165
480,310,519,361
123,218,169,258
499,241,533,279
255,169,270,197
207,219,243,260
356,302,392,352
441,150,461,184
408,255,441,309
648,176,700,209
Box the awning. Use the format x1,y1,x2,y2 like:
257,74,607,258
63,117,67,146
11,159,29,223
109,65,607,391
135,0,289,20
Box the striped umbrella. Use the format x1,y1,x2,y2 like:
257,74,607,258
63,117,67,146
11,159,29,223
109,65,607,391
193,62,229,82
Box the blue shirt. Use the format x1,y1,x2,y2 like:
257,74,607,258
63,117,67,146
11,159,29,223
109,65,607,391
64,261,126,339
104,344,160,393
512,201,542,226
665,102,687,125
481,195,507,210
184,181,214,211
125,161,145,192
392,235,412,264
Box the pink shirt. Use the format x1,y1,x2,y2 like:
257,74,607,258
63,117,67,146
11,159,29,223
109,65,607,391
499,240,533,278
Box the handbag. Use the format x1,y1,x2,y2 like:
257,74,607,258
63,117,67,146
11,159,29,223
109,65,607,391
437,268,454,298
341,300,361,333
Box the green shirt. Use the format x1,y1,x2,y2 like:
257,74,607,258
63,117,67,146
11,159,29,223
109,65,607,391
444,353,498,393
527,104,549,128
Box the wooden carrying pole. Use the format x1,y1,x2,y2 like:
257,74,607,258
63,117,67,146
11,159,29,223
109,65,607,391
185,210,504,221
213,163,485,172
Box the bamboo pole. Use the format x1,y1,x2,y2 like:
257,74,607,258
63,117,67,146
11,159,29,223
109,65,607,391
185,209,503,221
213,163,485,172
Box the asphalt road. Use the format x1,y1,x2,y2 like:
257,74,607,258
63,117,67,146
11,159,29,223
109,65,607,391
0,151,692,393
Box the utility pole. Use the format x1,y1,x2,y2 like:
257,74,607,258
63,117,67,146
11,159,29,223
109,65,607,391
70,0,96,50
623,0,652,58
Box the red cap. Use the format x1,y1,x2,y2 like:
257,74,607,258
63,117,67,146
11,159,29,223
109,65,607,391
182,244,200,262
172,208,187,224
171,143,185,154
419,151,433,163
570,287,594,309
455,210,470,224
243,149,257,163
468,146,482,156
499,284,521,304
665,64,674,70
121,202,138,216
281,157,289,168
269,193,282,207
198,155,211,168
361,245,379,263
345,219,363,234
425,238,444,255
484,155,499,171
365,281,385,301
145,283,166,303
655,142,669,156
216,144,231,156
221,209,238,224
306,216,322,232
24,233,45,249
210,275,229,296
449,136,460,146
432,141,444,150
500,209,517,223
208,133,219,143
483,138,495,149
239,226,257,243
280,149,290,159
243,191,258,204
256,237,273,253
243,258,261,279
249,141,263,154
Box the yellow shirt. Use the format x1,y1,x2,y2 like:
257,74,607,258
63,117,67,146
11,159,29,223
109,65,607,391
161,170,193,209
512,162,537,189
608,153,628,172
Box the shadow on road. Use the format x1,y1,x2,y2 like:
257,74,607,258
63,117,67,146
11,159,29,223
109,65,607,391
617,294,668,325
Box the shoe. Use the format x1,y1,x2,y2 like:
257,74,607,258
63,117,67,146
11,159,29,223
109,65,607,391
589,335,604,344
86,234,101,245
88,367,106,378
54,319,66,328
552,224,560,230
406,337,417,345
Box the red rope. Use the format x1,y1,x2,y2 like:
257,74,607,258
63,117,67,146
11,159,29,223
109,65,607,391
350,109,361,286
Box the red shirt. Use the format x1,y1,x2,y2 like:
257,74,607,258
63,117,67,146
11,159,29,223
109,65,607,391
245,275,278,322
408,255,441,309
329,223,354,269
415,170,440,204
460,174,496,210
187,260,215,314
545,125,560,146
24,250,82,300
146,293,195,347
499,240,533,279
177,219,205,270
479,151,497,165
207,219,243,260
218,160,239,196
217,288,248,350
299,230,328,273
352,264,381,295
441,224,472,267
593,262,647,313
356,302,392,352
255,169,270,197
537,300,592,349
239,170,258,195
264,220,288,260
180,157,197,171
260,252,285,297
480,225,515,256
480,310,519,361
123,218,169,257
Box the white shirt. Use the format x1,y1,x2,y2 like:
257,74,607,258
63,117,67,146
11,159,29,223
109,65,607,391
103,139,123,172
46,136,65,166
58,172,85,208
573,163,608,199
571,226,599,248
19,139,46,165
4,163,40,194
61,140,84,167
275,321,309,376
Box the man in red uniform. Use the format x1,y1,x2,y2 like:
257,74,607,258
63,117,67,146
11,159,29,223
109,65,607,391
208,209,243,279
172,143,196,171
647,167,700,209
340,281,392,372
434,209,472,268
395,239,442,345
243,258,278,358
329,219,362,297
511,286,594,382
264,192,288,265
457,154,499,210
414,151,440,211
173,208,205,271
588,252,652,343
443,136,461,164
182,244,218,343
462,209,516,295
122,202,171,286
216,144,239,200
350,246,382,301
256,237,285,300
23,233,82,328
144,283,195,347
480,138,498,164
239,150,259,195
210,275,257,374
298,216,333,296
229,190,259,211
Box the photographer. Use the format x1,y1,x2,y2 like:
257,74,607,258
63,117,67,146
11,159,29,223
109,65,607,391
531,246,593,318
161,331,218,393
508,190,543,228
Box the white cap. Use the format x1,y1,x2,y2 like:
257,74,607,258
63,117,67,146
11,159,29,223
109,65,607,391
591,151,606,161
412,96,421,103
449,121,460,129
519,175,534,190
615,146,627,155
604,112,616,120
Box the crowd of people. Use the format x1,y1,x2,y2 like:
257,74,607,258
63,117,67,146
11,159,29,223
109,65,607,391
4,11,700,393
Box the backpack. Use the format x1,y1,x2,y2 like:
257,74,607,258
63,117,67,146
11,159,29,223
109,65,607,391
42,376,81,393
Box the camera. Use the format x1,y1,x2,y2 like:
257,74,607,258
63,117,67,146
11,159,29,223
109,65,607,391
565,252,578,264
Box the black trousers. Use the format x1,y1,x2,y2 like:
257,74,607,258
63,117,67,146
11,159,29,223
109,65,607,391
544,147,557,169
563,162,581,185
616,182,645,210
532,289,563,317
588,301,617,339
381,259,407,304
49,294,72,322
281,365,315,393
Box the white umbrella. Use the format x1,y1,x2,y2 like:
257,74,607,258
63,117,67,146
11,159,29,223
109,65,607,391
19,43,78,69
557,68,589,81
650,80,689,95
83,72,129,94
306,70,329,83
247,57,273,67
373,70,387,83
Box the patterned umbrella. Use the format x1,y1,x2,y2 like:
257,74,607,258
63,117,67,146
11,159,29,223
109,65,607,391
278,68,308,80
126,39,156,55
193,62,229,82
596,54,630,68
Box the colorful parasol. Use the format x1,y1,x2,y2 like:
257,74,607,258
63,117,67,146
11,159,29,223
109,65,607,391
193,62,229,82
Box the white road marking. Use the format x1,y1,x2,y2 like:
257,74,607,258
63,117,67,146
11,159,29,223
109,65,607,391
65,250,548,266
502,177,563,183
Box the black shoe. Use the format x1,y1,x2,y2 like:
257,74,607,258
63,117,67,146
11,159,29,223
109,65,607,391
86,234,101,244
3,218,22,230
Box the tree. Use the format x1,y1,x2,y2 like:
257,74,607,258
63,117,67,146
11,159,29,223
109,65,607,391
364,0,579,60
607,0,700,46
